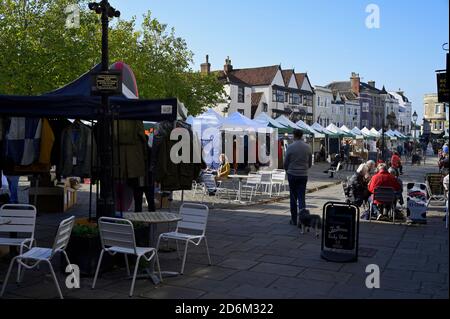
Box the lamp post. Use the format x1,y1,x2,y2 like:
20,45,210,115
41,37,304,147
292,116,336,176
381,109,386,162
89,0,121,219
412,111,418,157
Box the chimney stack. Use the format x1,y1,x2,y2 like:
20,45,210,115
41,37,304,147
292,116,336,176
350,72,360,96
224,56,233,73
368,81,376,88
200,54,211,74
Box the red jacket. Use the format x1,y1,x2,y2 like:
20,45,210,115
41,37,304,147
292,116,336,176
391,154,402,169
368,171,401,204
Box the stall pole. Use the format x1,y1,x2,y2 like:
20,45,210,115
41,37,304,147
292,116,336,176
88,120,94,221
90,0,121,219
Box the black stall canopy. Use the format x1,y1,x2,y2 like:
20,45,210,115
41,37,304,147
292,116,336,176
0,63,187,121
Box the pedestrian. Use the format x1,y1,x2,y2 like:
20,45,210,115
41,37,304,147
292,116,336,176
284,129,312,226
390,151,403,175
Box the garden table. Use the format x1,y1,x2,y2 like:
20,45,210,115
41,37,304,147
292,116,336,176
123,212,182,285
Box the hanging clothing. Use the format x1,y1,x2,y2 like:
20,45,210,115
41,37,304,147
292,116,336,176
154,121,202,192
38,118,55,165
58,121,95,178
4,117,42,166
113,120,147,181
49,119,72,167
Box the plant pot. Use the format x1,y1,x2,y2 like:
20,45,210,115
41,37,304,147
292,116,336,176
63,234,114,277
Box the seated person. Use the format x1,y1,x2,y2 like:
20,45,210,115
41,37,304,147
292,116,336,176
390,151,403,175
368,163,402,220
217,154,231,180
324,154,342,178
345,164,371,207
365,160,376,181
388,167,404,206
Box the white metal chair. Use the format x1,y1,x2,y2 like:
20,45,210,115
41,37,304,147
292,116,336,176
195,174,231,204
241,173,262,202
425,180,446,207
0,204,37,283
156,203,211,275
1,216,76,299
92,217,162,297
271,170,286,196
258,171,273,196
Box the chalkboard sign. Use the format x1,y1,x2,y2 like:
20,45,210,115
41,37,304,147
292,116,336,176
321,202,359,263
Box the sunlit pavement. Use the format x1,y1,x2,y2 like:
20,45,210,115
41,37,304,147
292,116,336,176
0,157,447,299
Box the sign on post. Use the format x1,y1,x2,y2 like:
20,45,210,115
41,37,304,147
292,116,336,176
437,72,449,103
91,71,122,96
321,202,360,263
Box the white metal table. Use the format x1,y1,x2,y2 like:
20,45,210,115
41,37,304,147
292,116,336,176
123,212,182,284
228,175,251,203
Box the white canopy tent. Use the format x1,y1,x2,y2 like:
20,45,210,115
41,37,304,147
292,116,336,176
190,109,225,168
254,112,288,130
296,120,325,138
275,115,302,131
342,126,362,139
221,112,270,131
326,123,350,137
351,127,364,138
393,130,408,139
370,128,381,138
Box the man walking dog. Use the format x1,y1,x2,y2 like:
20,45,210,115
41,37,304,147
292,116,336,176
284,129,312,226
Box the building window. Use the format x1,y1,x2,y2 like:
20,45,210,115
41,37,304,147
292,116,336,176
262,103,268,113
435,104,441,114
277,90,285,102
238,109,245,115
362,120,369,127
273,89,284,102
285,92,289,103
238,87,245,103
317,96,321,106
292,93,301,105
362,102,369,112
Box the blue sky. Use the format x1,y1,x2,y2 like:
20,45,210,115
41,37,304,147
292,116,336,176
111,0,449,120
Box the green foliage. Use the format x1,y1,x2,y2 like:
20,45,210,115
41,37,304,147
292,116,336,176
72,223,99,238
0,0,224,115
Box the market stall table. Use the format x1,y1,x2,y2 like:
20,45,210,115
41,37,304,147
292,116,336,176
123,212,182,285
228,175,251,203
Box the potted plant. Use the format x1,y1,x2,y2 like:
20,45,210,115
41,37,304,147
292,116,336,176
64,219,152,275
64,218,114,277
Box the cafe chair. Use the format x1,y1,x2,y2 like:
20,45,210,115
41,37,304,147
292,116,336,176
1,216,76,299
0,204,37,283
92,217,162,297
156,203,211,275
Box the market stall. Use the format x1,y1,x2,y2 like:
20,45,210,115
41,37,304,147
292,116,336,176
0,62,191,218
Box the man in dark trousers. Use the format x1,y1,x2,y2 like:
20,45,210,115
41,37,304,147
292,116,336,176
284,129,312,226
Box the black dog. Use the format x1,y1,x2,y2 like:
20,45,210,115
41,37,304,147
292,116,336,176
298,209,322,238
